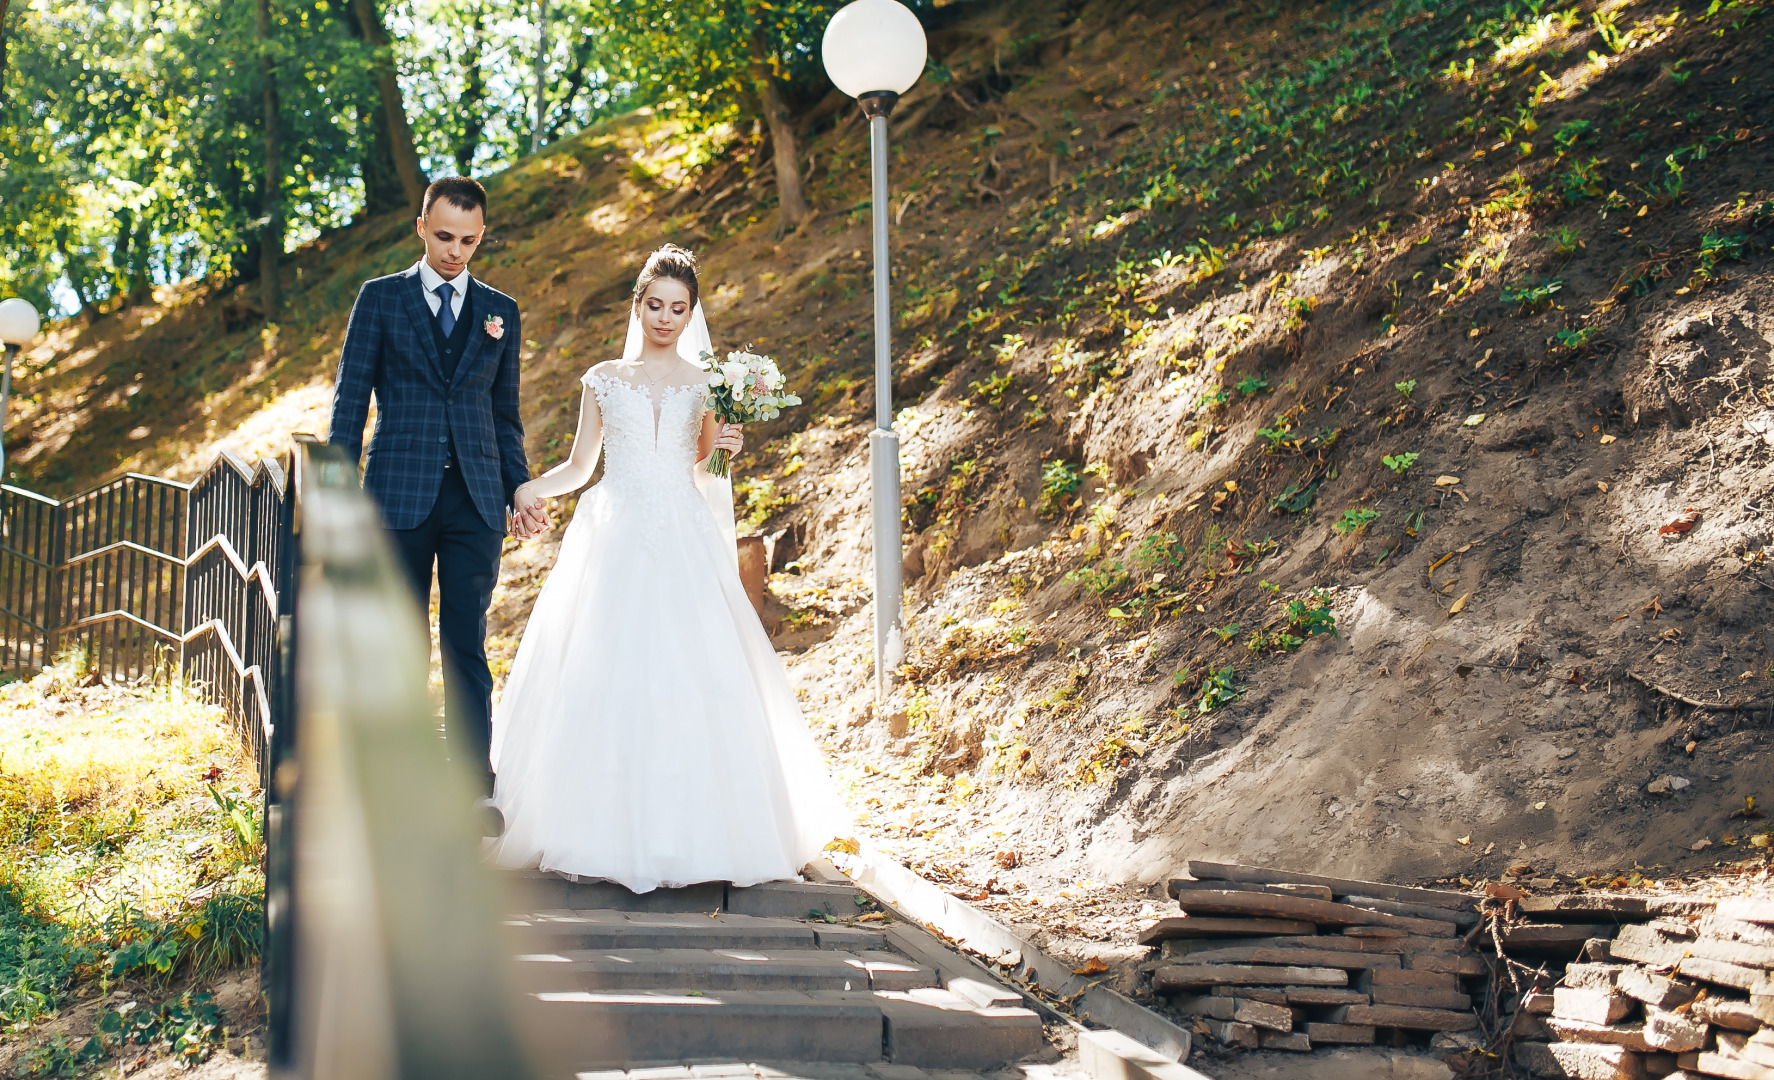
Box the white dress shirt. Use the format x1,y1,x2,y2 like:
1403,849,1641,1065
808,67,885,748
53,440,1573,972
415,260,471,320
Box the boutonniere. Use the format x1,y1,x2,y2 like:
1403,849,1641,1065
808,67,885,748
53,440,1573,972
484,315,505,340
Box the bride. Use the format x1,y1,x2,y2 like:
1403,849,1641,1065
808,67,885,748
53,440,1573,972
489,244,844,892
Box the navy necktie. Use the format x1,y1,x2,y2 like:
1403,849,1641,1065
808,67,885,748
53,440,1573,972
435,281,456,336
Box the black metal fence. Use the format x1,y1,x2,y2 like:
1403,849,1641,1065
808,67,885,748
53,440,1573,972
0,447,296,785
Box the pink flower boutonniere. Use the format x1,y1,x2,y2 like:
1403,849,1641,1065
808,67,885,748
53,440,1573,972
484,315,505,340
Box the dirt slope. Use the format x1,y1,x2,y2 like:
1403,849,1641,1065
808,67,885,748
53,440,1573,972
11,0,1774,930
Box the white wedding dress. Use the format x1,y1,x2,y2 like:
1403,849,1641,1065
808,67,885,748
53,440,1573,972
489,358,843,892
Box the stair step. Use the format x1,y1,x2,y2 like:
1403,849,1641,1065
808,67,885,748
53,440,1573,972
572,1062,991,1080
510,911,888,953
528,988,1043,1071
505,875,865,921
514,948,938,993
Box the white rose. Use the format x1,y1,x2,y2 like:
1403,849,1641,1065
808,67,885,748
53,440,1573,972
721,362,748,387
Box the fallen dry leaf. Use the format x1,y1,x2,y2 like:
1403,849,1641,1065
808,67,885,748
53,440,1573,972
1644,596,1664,619
855,911,887,923
1073,957,1111,976
1596,481,1610,493
1599,434,1617,445
1532,801,1547,810
1485,881,1525,899
1448,591,1471,615
1482,841,1496,855
1690,838,1713,851
995,850,1020,870
1435,475,1461,487
1658,508,1702,536
1456,834,1472,846
1464,413,1486,426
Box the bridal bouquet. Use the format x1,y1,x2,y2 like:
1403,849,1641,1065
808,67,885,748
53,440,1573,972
703,349,801,478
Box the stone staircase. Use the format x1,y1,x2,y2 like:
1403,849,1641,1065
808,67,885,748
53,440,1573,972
504,872,1052,1079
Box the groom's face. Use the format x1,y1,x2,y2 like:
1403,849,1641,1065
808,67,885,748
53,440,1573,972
416,199,485,280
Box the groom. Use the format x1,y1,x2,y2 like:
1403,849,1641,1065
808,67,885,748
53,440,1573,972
327,175,549,808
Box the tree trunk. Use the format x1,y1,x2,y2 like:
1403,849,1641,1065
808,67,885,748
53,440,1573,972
0,0,13,100
111,211,134,307
127,214,152,305
531,0,547,155
338,3,406,216
55,232,97,320
747,33,809,230
352,0,427,211
256,0,282,319
453,5,486,173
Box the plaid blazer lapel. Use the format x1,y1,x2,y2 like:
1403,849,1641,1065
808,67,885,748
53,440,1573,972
396,267,448,387
449,279,496,391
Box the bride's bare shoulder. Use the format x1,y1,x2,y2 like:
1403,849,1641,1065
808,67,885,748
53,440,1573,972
584,358,634,381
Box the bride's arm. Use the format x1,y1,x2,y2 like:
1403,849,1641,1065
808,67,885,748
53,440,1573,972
695,412,744,467
519,383,604,502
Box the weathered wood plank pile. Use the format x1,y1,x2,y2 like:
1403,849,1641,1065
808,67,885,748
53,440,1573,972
1142,861,1487,1054
1504,893,1774,1080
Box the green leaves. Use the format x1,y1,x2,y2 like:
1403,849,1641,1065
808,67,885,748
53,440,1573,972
1499,276,1562,313
1332,508,1380,535
1382,451,1418,474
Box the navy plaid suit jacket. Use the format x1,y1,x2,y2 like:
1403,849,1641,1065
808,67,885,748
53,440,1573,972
327,263,530,532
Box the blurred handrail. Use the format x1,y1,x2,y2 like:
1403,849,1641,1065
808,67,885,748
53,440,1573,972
268,438,547,1080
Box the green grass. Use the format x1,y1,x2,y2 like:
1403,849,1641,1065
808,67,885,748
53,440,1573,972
0,655,264,1032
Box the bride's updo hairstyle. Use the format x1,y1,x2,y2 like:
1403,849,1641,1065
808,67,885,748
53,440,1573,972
632,244,700,309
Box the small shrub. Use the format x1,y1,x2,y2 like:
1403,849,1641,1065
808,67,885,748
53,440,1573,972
1037,460,1081,517
1284,587,1339,639
1500,277,1563,313
1196,666,1241,714
1267,481,1318,514
1234,375,1269,396
1554,326,1599,351
1394,379,1417,397
1546,227,1583,256
1693,232,1746,286
1211,622,1241,643
1382,452,1419,474
1556,157,1605,203
1256,421,1293,452
1551,119,1593,151
1197,387,1229,409
968,371,1014,408
1332,508,1381,535
1132,532,1188,569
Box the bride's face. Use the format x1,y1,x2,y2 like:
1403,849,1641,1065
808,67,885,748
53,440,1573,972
638,279,693,349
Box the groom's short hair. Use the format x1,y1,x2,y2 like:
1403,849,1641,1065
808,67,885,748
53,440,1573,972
423,176,488,219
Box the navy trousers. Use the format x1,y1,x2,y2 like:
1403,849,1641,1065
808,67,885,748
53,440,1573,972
389,465,504,798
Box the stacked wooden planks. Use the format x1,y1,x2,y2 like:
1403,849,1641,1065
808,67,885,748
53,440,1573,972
1507,894,1774,1080
1143,861,1485,1053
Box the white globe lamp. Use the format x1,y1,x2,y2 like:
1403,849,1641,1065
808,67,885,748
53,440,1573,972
821,0,927,701
821,0,928,99
0,297,38,483
0,298,40,346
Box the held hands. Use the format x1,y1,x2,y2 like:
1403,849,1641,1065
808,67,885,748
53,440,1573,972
713,423,744,459
510,483,552,540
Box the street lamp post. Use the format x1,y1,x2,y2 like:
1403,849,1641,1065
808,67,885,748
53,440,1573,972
821,0,927,703
0,299,42,484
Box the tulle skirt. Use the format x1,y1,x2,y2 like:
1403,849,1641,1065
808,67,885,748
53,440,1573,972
489,475,843,892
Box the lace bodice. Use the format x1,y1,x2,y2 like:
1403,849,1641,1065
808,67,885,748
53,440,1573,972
583,371,709,493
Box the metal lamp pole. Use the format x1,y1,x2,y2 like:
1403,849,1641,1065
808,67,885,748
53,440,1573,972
822,0,926,703
862,90,903,702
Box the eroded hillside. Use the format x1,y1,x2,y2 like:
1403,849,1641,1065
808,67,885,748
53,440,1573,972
11,0,1774,955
